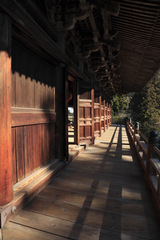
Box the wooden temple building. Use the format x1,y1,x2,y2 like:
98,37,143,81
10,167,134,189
0,0,160,239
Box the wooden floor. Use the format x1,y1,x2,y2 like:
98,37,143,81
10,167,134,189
3,125,160,240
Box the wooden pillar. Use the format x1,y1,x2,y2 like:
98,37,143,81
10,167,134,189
103,100,106,132
99,96,101,136
55,65,68,161
73,79,78,145
110,104,112,125
91,89,94,144
109,104,112,126
106,102,108,128
0,13,13,206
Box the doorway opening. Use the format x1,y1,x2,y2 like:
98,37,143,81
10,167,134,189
68,107,74,143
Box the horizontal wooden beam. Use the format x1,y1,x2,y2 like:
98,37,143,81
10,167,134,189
11,112,56,127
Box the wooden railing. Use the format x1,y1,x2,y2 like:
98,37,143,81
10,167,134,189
126,120,160,212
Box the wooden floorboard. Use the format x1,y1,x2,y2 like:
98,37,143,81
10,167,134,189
3,125,160,240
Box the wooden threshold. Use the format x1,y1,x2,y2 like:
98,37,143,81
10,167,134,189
0,159,66,228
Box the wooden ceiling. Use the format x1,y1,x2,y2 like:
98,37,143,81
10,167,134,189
53,0,160,97
112,0,160,94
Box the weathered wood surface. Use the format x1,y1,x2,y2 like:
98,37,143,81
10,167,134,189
0,13,13,205
3,125,160,239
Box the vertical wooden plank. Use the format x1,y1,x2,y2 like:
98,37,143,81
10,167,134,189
35,70,41,108
11,72,16,107
34,56,41,108
16,127,25,182
110,104,112,125
65,77,69,160
0,13,13,205
12,128,17,184
28,77,35,108
22,74,27,107
99,96,101,136
37,124,41,167
24,125,36,177
106,102,108,128
91,89,94,144
84,106,87,138
36,124,41,167
32,125,36,170
45,124,49,164
35,124,40,169
77,88,80,145
103,100,106,132
40,63,46,109
15,69,22,107
35,124,39,169
41,124,45,165
49,123,54,160
24,126,29,177
73,79,78,145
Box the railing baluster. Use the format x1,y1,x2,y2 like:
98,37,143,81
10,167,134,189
126,119,160,211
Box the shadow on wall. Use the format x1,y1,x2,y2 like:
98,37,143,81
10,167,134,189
11,40,57,183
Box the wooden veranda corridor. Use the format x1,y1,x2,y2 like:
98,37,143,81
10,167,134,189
3,125,160,240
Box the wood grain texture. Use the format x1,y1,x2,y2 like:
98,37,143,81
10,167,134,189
3,222,66,240
0,13,13,205
11,112,56,127
12,123,56,183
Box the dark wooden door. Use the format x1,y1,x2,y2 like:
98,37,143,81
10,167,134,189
78,89,94,145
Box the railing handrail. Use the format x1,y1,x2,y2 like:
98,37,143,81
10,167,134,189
126,120,160,212
136,129,148,143
153,146,160,156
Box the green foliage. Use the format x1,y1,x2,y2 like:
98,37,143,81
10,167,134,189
129,75,160,139
112,94,130,113
112,94,131,125
112,113,127,125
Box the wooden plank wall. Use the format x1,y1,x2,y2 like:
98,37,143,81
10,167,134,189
11,41,56,184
